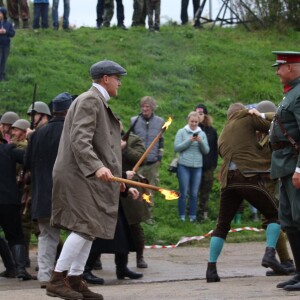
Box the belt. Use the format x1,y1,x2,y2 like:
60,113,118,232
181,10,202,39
270,141,292,151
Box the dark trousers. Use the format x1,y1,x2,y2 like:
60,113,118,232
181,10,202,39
197,168,214,218
96,0,125,26
96,0,104,25
7,0,30,20
212,170,279,240
0,45,10,81
33,3,49,29
0,204,25,247
181,0,200,24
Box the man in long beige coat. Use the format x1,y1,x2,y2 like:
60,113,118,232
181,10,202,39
46,60,127,300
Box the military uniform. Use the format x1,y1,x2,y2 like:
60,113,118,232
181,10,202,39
269,51,300,291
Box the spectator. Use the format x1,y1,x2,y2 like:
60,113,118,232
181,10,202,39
52,0,70,30
181,0,200,25
131,96,165,208
32,0,49,30
195,104,218,221
0,7,15,81
7,0,30,29
174,111,209,222
132,0,146,27
97,0,127,29
146,0,160,32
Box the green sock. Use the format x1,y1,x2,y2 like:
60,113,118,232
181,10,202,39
209,236,225,262
266,223,281,248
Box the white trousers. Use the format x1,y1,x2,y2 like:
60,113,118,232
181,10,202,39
37,219,61,282
55,232,92,276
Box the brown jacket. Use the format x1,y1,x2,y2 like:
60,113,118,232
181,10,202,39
218,110,271,188
51,86,122,239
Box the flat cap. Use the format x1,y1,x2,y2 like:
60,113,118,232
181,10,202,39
272,51,300,67
52,92,73,112
90,60,127,79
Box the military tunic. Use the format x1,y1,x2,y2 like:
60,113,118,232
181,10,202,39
270,77,300,230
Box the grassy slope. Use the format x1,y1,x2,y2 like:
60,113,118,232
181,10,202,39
1,24,300,245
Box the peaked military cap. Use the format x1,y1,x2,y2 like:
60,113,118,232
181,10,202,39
272,51,300,67
90,60,127,79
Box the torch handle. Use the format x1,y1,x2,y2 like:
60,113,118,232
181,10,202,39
111,177,160,191
132,128,165,172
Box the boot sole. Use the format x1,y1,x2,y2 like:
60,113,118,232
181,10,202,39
206,278,221,283
261,261,290,275
46,291,83,300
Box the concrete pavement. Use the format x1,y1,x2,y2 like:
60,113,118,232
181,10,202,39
0,242,299,299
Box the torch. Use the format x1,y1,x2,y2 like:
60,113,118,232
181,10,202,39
132,117,172,172
110,176,179,200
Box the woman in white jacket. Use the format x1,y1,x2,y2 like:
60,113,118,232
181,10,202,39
174,111,210,222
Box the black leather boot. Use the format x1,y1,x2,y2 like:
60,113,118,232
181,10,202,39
266,259,295,276
131,224,148,268
278,230,300,290
206,262,220,283
83,245,104,284
115,253,143,280
261,247,290,275
0,238,16,278
11,244,33,280
82,266,104,285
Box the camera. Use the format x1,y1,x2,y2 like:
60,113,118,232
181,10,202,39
193,133,198,137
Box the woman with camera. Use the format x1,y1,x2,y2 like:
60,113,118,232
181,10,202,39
174,111,210,222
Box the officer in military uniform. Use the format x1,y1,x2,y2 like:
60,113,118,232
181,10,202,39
269,51,300,291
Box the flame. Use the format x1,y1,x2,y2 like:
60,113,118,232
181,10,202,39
142,193,151,203
162,117,172,130
159,189,179,200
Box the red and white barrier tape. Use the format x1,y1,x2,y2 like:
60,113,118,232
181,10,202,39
144,227,264,249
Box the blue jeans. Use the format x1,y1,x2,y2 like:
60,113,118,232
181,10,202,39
177,164,202,220
52,0,70,29
0,45,10,80
33,3,49,29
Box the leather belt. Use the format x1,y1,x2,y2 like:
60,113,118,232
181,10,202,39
270,141,292,151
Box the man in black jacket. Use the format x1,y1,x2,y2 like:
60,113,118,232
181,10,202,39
25,92,73,288
0,136,33,280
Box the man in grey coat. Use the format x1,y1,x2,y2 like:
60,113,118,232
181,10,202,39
46,60,127,300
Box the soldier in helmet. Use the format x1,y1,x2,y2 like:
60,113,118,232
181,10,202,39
12,119,30,143
26,101,51,138
0,111,19,142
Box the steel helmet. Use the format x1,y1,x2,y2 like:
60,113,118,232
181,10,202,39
12,119,30,131
27,101,51,116
256,100,277,113
0,111,20,125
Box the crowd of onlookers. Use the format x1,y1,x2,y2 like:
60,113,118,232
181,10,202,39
0,0,204,31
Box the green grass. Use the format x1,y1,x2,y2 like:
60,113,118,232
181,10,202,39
1,24,299,246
